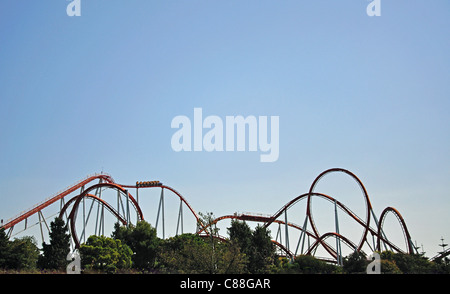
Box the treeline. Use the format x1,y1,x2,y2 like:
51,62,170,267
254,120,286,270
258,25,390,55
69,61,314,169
0,216,449,274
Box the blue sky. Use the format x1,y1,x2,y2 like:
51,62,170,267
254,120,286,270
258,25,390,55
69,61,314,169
0,1,449,258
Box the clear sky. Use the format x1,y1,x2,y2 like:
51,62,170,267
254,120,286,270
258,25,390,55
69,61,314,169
0,1,449,258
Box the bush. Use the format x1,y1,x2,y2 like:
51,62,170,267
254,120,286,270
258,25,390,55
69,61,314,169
79,235,133,273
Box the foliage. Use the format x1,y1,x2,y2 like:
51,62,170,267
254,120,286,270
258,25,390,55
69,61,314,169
432,257,450,274
217,241,248,274
248,224,276,273
112,221,159,270
157,234,213,273
79,235,132,273
198,211,220,237
0,228,40,270
291,255,339,274
343,250,368,274
227,220,276,273
380,251,434,274
2,216,450,274
0,228,11,268
38,217,71,270
341,250,439,274
228,219,253,251
157,233,247,274
8,236,40,270
380,259,402,274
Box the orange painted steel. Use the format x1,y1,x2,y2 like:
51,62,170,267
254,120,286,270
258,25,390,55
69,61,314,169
60,193,128,227
206,168,415,261
307,168,373,256
1,168,416,262
377,206,414,254
1,174,114,231
121,183,206,233
196,213,307,258
63,182,143,249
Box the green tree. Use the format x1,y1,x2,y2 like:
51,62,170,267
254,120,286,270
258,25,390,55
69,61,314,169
158,233,211,273
343,251,367,274
0,228,11,268
198,212,221,272
248,224,276,274
157,233,247,274
159,232,205,252
228,220,252,255
380,259,402,274
432,256,450,274
381,251,433,274
0,228,40,271
227,221,276,273
9,236,40,270
38,217,71,270
112,221,159,270
79,235,132,273
291,255,338,274
198,212,220,237
217,241,247,274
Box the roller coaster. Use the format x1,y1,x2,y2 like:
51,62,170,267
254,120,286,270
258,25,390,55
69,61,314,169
0,168,420,264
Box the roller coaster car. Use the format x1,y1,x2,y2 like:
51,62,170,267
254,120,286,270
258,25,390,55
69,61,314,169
136,181,162,187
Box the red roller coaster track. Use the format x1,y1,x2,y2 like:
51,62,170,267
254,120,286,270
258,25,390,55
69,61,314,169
198,168,417,261
1,174,114,231
0,168,417,263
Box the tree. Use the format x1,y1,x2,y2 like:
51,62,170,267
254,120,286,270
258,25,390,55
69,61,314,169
432,256,450,274
228,220,252,255
248,225,276,274
8,236,40,270
157,233,247,274
0,228,11,268
227,221,276,273
79,235,132,273
158,234,212,273
227,220,253,272
217,241,247,274
198,211,220,237
0,229,40,271
38,217,71,270
380,251,433,274
112,220,159,270
380,259,402,274
198,212,221,272
287,254,338,274
343,251,367,273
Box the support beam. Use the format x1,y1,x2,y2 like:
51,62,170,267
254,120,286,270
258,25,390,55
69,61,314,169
155,188,165,239
284,210,289,253
176,199,183,235
334,199,342,265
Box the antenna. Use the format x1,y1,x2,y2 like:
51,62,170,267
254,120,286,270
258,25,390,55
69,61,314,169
414,240,424,255
439,237,448,254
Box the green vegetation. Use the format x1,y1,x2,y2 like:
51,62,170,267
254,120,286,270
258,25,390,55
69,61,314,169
38,217,70,270
0,216,449,274
111,221,159,270
0,218,66,273
79,235,133,273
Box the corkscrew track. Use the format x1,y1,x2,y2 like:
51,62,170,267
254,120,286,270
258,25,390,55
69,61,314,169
0,168,416,263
